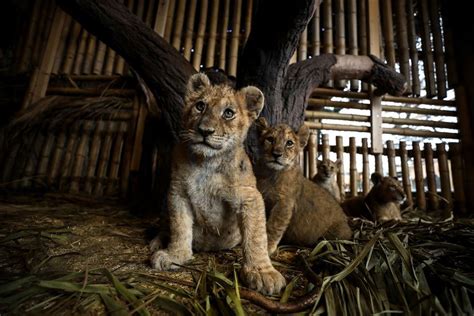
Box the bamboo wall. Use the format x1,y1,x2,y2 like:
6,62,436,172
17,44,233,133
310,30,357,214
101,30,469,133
302,134,466,214
5,0,464,204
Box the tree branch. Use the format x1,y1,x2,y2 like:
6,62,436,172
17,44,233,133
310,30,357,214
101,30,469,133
56,0,195,141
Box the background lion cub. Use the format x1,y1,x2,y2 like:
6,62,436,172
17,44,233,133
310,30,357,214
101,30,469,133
312,158,343,202
255,118,352,254
341,172,405,222
150,73,285,295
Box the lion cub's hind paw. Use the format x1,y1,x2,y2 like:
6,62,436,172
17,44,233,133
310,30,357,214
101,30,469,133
150,250,177,271
242,265,286,295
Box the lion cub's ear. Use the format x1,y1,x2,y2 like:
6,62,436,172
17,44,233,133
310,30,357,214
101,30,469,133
239,86,265,120
371,172,383,185
335,159,342,169
187,73,211,94
297,124,310,148
255,117,269,135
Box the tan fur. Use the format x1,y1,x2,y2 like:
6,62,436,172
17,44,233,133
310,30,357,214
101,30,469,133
312,159,344,202
150,73,285,295
255,118,352,254
341,173,405,222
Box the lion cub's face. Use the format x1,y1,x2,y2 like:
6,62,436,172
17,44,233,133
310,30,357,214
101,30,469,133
370,173,406,204
317,159,341,180
256,117,309,170
181,73,264,157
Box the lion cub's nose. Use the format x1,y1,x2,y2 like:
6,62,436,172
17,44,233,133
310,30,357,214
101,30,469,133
272,151,283,159
198,126,215,137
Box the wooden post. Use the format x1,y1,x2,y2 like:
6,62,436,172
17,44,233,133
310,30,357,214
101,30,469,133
62,21,82,73
374,153,383,175
22,8,67,108
412,141,426,210
308,132,318,178
449,143,466,214
419,0,436,97
192,0,208,70
347,0,359,91
406,0,421,96
52,16,72,74
298,27,308,61
228,0,242,76
386,140,396,177
171,0,186,51
424,143,439,211
73,29,89,74
358,0,368,91
205,0,219,67
82,32,98,74
322,0,333,54
436,143,452,210
428,0,447,99
183,0,197,61
336,136,345,199
362,138,370,195
334,0,345,88
310,5,320,57
380,0,395,67
394,0,411,94
320,134,329,160
164,0,176,42
18,0,42,72
243,0,253,41
154,0,169,36
399,141,413,206
349,137,357,197
218,0,231,70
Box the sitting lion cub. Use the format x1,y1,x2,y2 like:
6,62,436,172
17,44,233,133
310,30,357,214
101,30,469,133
312,158,344,202
341,172,405,222
150,73,285,295
255,118,352,254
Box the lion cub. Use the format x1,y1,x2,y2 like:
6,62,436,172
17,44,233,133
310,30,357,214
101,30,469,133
150,73,285,295
312,159,343,202
341,173,405,222
255,118,352,254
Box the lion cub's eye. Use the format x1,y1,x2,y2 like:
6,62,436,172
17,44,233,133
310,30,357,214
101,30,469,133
286,140,294,147
266,136,275,144
195,101,206,112
222,108,235,120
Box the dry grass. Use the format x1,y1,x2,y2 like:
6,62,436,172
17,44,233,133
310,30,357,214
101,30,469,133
0,193,473,315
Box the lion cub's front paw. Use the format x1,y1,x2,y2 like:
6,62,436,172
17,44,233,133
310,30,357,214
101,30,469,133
150,250,192,270
241,264,286,295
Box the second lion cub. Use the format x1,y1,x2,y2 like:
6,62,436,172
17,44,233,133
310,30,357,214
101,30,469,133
256,118,352,254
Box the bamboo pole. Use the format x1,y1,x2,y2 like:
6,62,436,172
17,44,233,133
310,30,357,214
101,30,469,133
114,0,135,75
183,0,198,61
82,33,97,74
218,0,231,70
164,0,177,42
322,0,333,54
106,122,128,195
358,0,368,91
308,133,318,178
36,130,56,188
310,5,321,56
84,122,104,194
380,0,395,67
362,138,370,195
449,143,466,214
192,0,209,70
309,90,456,107
412,141,426,210
298,27,308,62
205,0,220,67
349,137,357,197
48,131,67,187
171,0,186,51
18,0,42,72
145,0,156,27
120,97,140,197
228,0,242,76
304,121,459,140
305,110,458,129
92,40,107,75
386,140,396,177
436,143,452,210
424,143,439,210
406,0,421,96
1,143,20,184
443,25,458,88
59,123,80,191
21,132,45,189
394,0,411,94
428,0,447,99
347,0,359,91
70,121,94,193
336,136,344,199
374,153,383,175
22,8,67,109
73,29,89,74
46,87,136,97
334,0,345,88
104,48,117,75
243,0,253,41
94,122,116,195
52,15,72,74
154,0,168,36
32,0,55,67
399,141,413,206
419,0,436,98
321,134,330,160
130,105,148,173
62,21,82,73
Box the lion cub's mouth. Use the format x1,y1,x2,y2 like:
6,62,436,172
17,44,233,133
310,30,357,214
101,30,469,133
192,138,224,150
